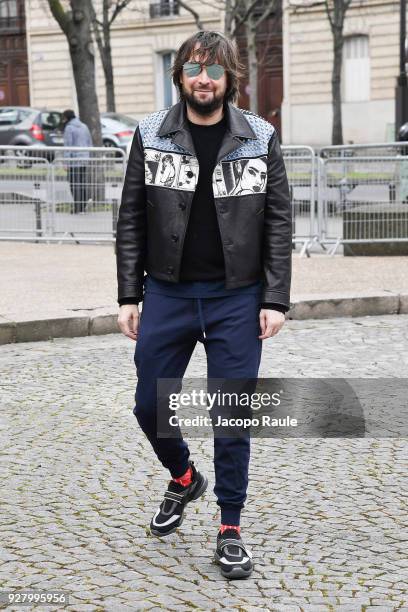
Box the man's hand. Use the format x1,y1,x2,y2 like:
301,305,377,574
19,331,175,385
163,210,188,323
117,304,140,341
258,308,286,340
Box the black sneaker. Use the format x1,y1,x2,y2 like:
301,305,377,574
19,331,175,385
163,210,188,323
150,460,208,537
214,528,254,579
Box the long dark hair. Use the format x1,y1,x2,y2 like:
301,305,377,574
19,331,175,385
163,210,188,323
172,31,245,105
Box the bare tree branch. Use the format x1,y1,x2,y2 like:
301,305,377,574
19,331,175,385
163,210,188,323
47,0,71,34
178,0,205,29
324,1,334,31
231,0,262,38
253,0,279,28
195,0,227,10
108,0,133,26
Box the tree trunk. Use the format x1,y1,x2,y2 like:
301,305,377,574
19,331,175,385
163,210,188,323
246,22,258,113
90,1,116,113
331,29,343,145
102,21,116,112
101,0,115,112
68,1,102,146
224,0,234,36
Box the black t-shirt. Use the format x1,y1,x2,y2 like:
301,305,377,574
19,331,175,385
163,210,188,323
179,114,227,281
178,113,286,313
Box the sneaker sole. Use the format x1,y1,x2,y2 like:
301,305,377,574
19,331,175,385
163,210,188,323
213,550,254,579
150,474,208,538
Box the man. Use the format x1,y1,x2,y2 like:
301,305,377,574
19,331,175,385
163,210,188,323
116,31,291,579
61,110,92,214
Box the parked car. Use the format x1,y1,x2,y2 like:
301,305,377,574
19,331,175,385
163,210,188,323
0,106,64,163
102,112,138,129
100,114,137,153
102,113,137,160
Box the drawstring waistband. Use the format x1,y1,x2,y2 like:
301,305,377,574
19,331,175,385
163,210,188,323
196,298,206,339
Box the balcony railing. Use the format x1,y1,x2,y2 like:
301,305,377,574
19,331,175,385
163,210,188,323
0,15,25,32
149,0,179,19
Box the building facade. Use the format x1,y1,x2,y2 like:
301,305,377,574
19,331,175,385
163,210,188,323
1,0,400,144
0,0,29,106
282,0,400,144
21,0,284,135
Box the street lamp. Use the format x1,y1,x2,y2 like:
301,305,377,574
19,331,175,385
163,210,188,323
395,0,408,138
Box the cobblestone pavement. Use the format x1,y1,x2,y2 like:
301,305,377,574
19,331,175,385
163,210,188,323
1,314,407,612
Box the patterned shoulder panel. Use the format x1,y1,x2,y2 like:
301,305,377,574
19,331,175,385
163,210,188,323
138,107,186,154
222,108,275,162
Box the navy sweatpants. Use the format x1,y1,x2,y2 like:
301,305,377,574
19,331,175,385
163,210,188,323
133,290,263,525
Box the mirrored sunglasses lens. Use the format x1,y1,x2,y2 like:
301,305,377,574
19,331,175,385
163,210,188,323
184,63,201,77
206,64,224,80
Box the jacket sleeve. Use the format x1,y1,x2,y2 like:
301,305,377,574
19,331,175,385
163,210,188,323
261,131,292,308
86,126,93,147
63,126,73,159
115,126,147,303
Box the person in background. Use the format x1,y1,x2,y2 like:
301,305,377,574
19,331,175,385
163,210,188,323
61,110,92,214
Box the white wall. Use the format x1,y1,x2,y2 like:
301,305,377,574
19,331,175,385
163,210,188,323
287,99,395,145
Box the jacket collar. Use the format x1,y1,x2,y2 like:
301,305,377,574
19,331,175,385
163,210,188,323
157,100,256,161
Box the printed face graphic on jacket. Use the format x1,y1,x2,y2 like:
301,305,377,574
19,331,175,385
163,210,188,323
159,154,176,186
143,148,267,197
231,158,267,195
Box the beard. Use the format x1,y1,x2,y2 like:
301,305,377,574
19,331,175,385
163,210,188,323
183,87,225,116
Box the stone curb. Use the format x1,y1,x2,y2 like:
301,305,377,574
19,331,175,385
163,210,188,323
0,292,407,345
288,291,407,320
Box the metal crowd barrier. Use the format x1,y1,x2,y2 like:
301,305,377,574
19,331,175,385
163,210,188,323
318,142,408,255
0,145,126,242
320,142,408,158
282,146,317,256
0,156,52,239
2,142,408,256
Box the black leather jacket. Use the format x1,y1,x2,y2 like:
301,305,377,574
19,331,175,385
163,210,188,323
116,101,292,309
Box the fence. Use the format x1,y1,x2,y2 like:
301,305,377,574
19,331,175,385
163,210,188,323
282,146,317,256
0,146,126,242
318,142,408,255
319,142,408,158
1,142,408,255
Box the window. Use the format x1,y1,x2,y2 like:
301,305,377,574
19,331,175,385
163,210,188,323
0,1,18,18
41,111,62,130
0,1,23,31
156,52,178,109
343,35,370,102
149,0,179,19
0,108,19,124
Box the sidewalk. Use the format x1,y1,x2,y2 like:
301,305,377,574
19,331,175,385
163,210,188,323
1,241,407,343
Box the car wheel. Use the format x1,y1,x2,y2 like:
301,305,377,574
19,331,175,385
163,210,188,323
103,139,122,159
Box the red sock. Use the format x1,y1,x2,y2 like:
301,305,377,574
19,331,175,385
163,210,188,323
172,465,193,486
220,524,241,535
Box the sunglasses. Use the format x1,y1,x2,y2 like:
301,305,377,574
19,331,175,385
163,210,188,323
182,62,225,80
